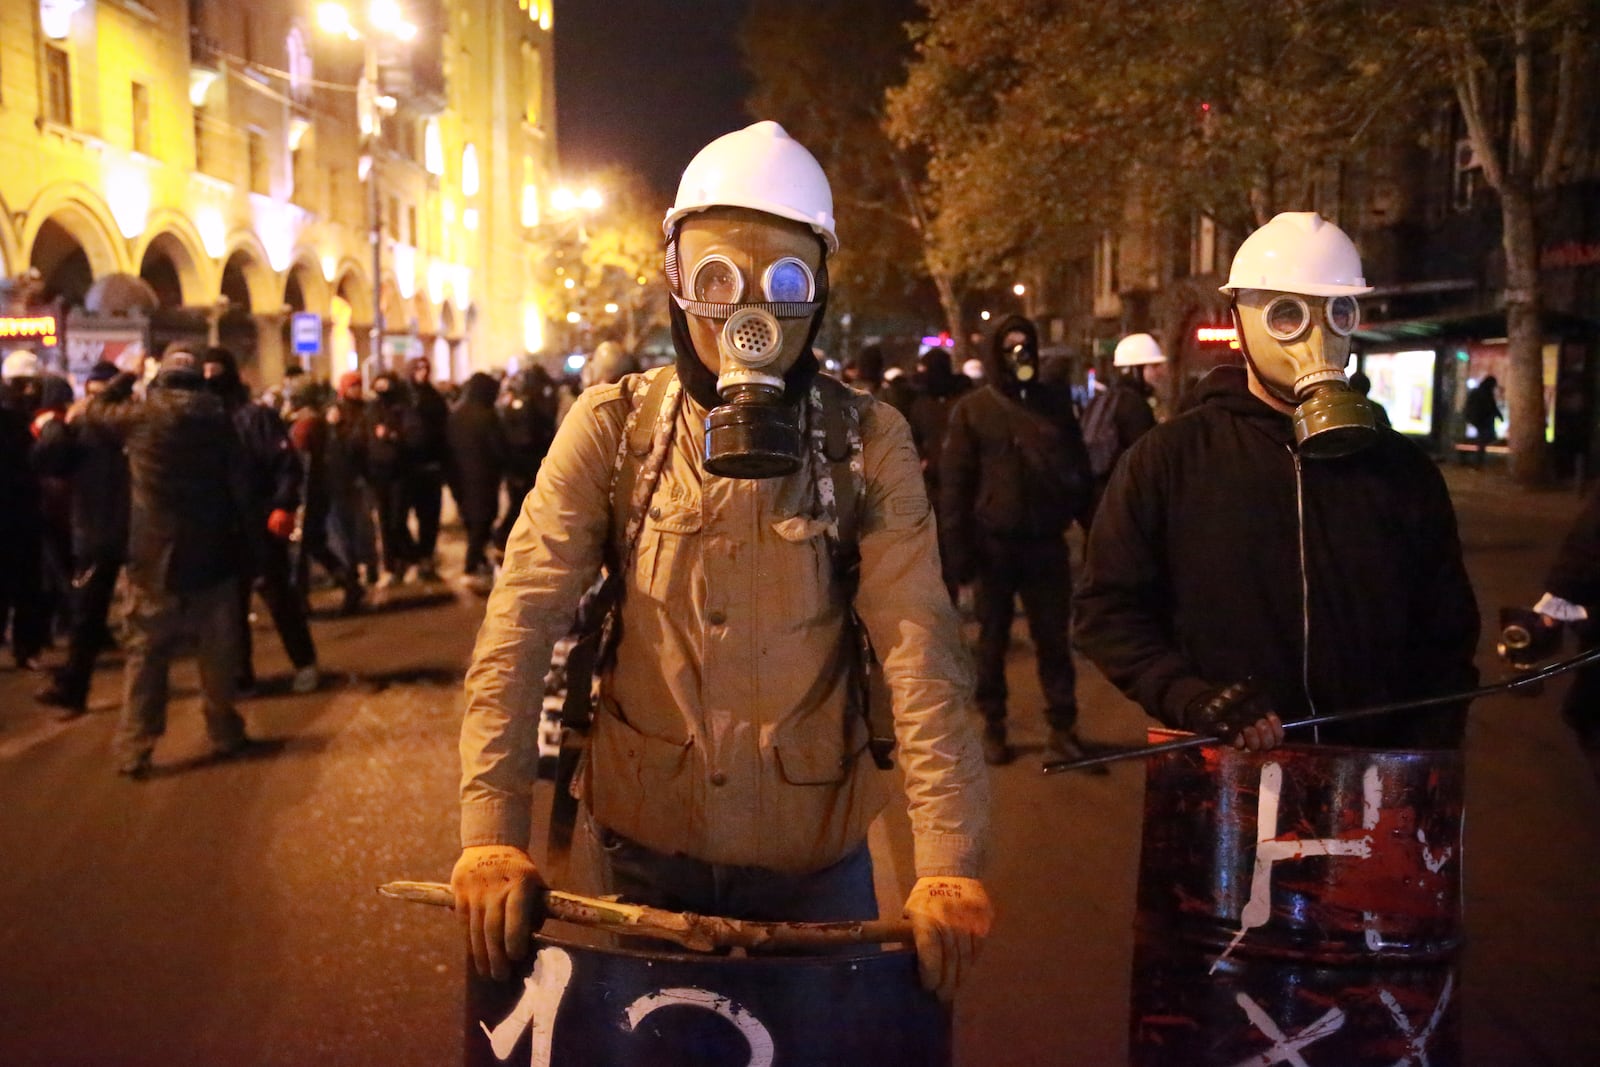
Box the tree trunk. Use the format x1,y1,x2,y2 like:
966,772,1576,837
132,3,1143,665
931,268,966,362
1500,186,1549,485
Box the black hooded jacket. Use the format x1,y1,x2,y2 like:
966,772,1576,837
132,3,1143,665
1073,365,1479,749
447,372,507,525
939,316,1090,570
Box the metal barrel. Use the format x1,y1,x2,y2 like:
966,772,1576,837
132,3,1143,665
1135,731,1465,963
1129,933,1461,1067
465,932,950,1067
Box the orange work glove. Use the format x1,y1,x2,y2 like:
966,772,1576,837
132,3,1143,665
903,875,994,1002
266,508,296,540
450,845,547,981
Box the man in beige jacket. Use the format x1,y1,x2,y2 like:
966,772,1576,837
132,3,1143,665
451,122,992,1002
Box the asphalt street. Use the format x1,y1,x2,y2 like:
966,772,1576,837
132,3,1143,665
0,465,1595,1066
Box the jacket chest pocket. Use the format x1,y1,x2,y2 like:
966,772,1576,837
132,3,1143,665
634,501,702,603
767,515,835,630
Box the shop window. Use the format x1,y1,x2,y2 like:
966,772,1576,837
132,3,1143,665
44,44,71,127
131,81,151,155
407,205,418,245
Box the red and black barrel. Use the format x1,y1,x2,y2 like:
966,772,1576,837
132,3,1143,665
1130,732,1463,1066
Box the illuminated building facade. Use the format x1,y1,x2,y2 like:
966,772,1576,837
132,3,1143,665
0,0,558,386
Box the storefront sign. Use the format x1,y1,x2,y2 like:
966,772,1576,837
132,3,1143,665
0,316,59,346
1540,240,1600,270
1195,325,1240,349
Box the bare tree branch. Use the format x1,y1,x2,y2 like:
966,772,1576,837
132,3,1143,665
1536,22,1581,189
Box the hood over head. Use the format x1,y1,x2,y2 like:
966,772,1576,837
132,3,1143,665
986,314,1039,393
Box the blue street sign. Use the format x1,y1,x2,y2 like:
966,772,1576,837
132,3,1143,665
291,312,322,355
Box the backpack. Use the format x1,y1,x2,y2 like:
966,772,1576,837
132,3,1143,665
1081,388,1121,479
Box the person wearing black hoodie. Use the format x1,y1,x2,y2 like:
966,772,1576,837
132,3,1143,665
405,356,450,579
34,362,131,717
447,372,507,579
940,314,1093,766
201,347,320,695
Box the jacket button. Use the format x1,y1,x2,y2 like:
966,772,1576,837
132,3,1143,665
707,609,726,626
710,771,727,787
648,505,662,520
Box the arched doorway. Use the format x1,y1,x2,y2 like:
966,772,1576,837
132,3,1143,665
335,270,373,377
218,250,262,377
31,218,94,309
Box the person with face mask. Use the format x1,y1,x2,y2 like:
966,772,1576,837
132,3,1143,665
201,347,322,696
1080,333,1166,524
82,349,260,778
451,121,992,1004
1074,211,1479,753
940,315,1094,767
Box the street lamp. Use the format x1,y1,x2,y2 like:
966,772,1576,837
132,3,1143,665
318,1,417,371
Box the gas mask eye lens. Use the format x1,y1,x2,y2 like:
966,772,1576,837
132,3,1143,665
691,255,743,304
1264,296,1311,341
762,257,814,303
1326,295,1360,336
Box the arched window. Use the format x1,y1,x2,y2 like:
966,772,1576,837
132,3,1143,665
424,117,444,176
461,143,479,197
286,27,312,103
522,42,542,124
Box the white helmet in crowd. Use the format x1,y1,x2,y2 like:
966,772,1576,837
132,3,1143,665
1219,211,1372,297
2,350,40,380
962,357,985,382
662,121,837,252
1113,333,1165,367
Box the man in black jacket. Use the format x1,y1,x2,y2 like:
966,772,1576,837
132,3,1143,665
85,351,259,778
1074,213,1477,753
405,356,450,581
201,347,320,695
941,314,1093,765
1081,332,1164,523
446,372,507,581
34,362,130,717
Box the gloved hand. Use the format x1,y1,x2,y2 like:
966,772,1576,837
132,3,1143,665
1185,682,1285,751
266,508,296,540
903,876,994,1003
1498,605,1565,669
450,845,547,981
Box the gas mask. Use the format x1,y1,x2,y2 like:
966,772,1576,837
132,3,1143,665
1003,339,1038,383
668,208,826,479
1233,288,1377,458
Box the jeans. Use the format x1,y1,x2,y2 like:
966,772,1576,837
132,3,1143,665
591,816,878,926
117,578,247,762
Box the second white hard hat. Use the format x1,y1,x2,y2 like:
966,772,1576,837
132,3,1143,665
1220,211,1373,297
1113,332,1165,367
2,350,41,380
663,121,837,252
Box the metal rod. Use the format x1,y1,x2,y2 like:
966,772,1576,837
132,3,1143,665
379,881,915,953
1042,644,1600,776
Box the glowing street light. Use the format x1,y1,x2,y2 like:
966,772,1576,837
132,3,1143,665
604,302,619,314
579,187,602,212
317,2,355,38
1012,283,1026,297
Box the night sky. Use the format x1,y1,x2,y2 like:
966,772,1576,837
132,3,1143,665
554,0,754,198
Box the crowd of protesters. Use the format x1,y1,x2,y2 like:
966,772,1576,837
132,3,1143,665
0,341,614,771
3,330,1053,775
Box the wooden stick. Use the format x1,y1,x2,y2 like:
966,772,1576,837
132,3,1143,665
379,880,914,953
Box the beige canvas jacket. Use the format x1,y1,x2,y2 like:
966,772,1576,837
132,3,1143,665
460,367,988,878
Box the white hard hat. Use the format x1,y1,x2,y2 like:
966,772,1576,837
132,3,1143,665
962,358,985,380
1113,333,1165,367
1219,211,1373,297
663,121,837,252
2,350,40,380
